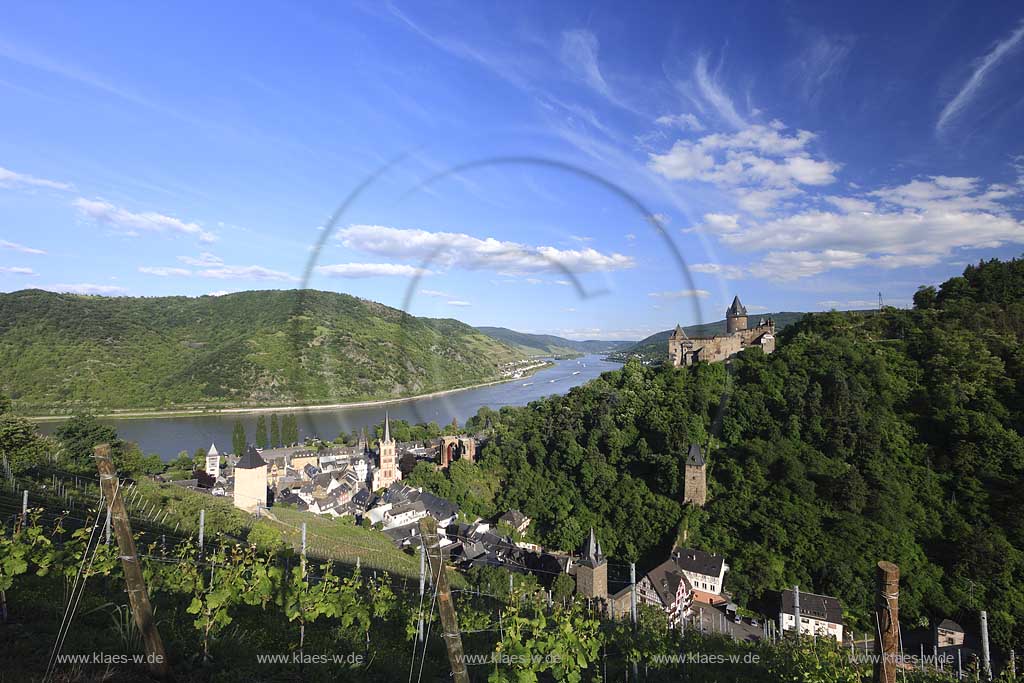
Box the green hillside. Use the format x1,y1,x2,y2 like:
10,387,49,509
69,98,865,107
476,326,634,357
0,289,524,414
618,311,818,360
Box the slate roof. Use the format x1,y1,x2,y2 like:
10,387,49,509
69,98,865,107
670,324,688,340
686,443,705,467
648,563,690,607
673,547,725,578
937,619,964,633
726,295,747,317
236,445,267,469
578,528,604,568
499,509,529,528
781,589,844,625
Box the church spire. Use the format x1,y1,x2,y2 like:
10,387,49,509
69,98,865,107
383,411,392,443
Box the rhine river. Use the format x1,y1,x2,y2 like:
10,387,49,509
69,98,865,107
36,355,621,460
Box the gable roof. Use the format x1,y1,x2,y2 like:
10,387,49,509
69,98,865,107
236,445,267,470
670,324,688,340
645,558,693,607
673,547,725,578
780,589,844,625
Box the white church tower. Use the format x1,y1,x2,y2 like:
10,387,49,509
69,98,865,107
205,443,220,480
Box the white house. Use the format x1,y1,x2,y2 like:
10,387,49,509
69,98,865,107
779,588,844,642
673,547,729,605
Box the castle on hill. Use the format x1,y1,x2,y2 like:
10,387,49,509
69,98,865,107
668,295,775,366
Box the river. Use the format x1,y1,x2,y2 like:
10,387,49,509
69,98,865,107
35,355,620,460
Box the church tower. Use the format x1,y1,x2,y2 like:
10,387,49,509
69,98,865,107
378,412,400,489
683,443,707,507
575,527,608,601
205,442,220,480
726,296,748,334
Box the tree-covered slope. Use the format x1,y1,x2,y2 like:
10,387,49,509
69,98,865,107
436,257,1024,651
475,326,634,357
0,289,523,413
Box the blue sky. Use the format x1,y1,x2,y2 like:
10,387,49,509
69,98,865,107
1,1,1022,340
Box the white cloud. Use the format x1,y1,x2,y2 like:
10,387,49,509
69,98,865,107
198,265,296,281
73,198,217,243
554,279,571,286
178,252,223,267
690,263,747,279
648,121,838,211
647,289,711,299
207,290,232,297
420,288,451,298
0,165,72,191
139,266,192,277
937,20,1024,132
688,176,1024,280
44,283,127,295
655,113,705,131
0,239,46,255
446,300,471,307
315,263,430,278
0,266,35,275
693,54,747,129
337,224,634,274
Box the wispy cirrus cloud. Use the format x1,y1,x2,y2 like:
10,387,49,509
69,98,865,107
937,20,1024,132
446,299,471,307
1,239,46,255
0,165,72,191
138,266,192,277
693,54,747,129
337,224,634,274
73,198,217,243
178,252,224,267
0,266,35,275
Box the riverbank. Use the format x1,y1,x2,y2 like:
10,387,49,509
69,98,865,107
27,362,555,423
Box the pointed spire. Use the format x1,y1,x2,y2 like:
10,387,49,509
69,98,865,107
383,411,392,443
727,295,747,317
208,442,219,457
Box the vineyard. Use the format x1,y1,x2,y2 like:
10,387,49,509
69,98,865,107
0,464,989,682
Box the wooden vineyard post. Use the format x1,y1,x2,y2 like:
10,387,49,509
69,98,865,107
418,516,469,683
95,444,172,680
874,561,900,683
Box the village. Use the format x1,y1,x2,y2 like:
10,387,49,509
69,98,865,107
175,400,977,675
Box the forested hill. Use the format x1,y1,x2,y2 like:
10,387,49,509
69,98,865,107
420,257,1024,651
0,289,523,414
475,326,634,357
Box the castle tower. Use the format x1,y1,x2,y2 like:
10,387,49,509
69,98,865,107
725,296,748,334
668,324,694,368
683,443,707,507
205,442,220,480
233,445,267,514
575,527,608,601
358,427,368,453
378,411,400,489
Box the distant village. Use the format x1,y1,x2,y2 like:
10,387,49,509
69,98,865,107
165,295,976,668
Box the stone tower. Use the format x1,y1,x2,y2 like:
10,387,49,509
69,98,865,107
575,528,608,601
683,443,707,507
725,296,748,334
233,445,267,513
378,411,400,489
667,324,693,368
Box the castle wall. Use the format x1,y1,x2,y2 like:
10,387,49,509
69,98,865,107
670,321,776,367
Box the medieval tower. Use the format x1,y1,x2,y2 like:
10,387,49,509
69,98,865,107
725,295,748,334
683,443,707,507
575,527,608,601
377,412,400,489
233,445,268,514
